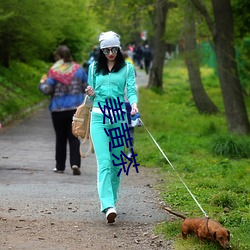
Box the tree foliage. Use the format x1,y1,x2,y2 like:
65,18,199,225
0,0,99,67
232,0,250,39
232,0,250,95
91,0,155,46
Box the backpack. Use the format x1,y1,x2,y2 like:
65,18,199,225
72,95,93,158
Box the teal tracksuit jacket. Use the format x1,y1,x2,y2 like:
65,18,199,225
87,62,138,212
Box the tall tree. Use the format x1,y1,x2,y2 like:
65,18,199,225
191,0,250,134
184,1,218,114
148,0,176,89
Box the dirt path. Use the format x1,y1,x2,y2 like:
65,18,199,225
0,70,173,250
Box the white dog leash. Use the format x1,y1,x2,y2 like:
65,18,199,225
139,118,209,218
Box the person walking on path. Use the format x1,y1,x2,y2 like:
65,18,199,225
143,44,153,75
39,45,88,176
85,31,139,223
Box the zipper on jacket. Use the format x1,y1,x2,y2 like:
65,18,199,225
108,72,111,98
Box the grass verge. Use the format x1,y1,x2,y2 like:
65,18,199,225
0,60,50,125
135,58,250,250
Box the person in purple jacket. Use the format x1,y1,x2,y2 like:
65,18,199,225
39,45,88,175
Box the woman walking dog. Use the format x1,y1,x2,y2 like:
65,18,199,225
85,31,138,223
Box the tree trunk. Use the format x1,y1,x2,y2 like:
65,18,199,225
184,4,218,114
212,0,250,134
191,0,250,134
147,0,169,89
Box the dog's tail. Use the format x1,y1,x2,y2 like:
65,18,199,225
162,206,187,220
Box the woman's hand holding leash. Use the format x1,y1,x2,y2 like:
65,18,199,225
85,86,95,97
131,103,138,115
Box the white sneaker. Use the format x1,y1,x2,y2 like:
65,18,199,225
53,168,64,173
127,151,132,158
105,207,117,223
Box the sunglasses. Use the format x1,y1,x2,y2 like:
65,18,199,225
102,47,119,55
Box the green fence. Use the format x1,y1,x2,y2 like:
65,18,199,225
198,41,217,74
198,39,250,95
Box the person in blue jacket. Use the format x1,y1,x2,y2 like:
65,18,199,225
86,31,139,223
39,45,88,175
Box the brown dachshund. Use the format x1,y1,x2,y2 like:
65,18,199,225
162,207,231,249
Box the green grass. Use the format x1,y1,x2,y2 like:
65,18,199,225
0,60,50,123
135,58,250,250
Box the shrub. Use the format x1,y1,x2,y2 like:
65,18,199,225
210,191,237,209
210,135,250,158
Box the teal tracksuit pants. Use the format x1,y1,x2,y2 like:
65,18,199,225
90,110,128,212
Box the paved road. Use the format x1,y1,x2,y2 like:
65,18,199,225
0,70,172,249
0,105,165,222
